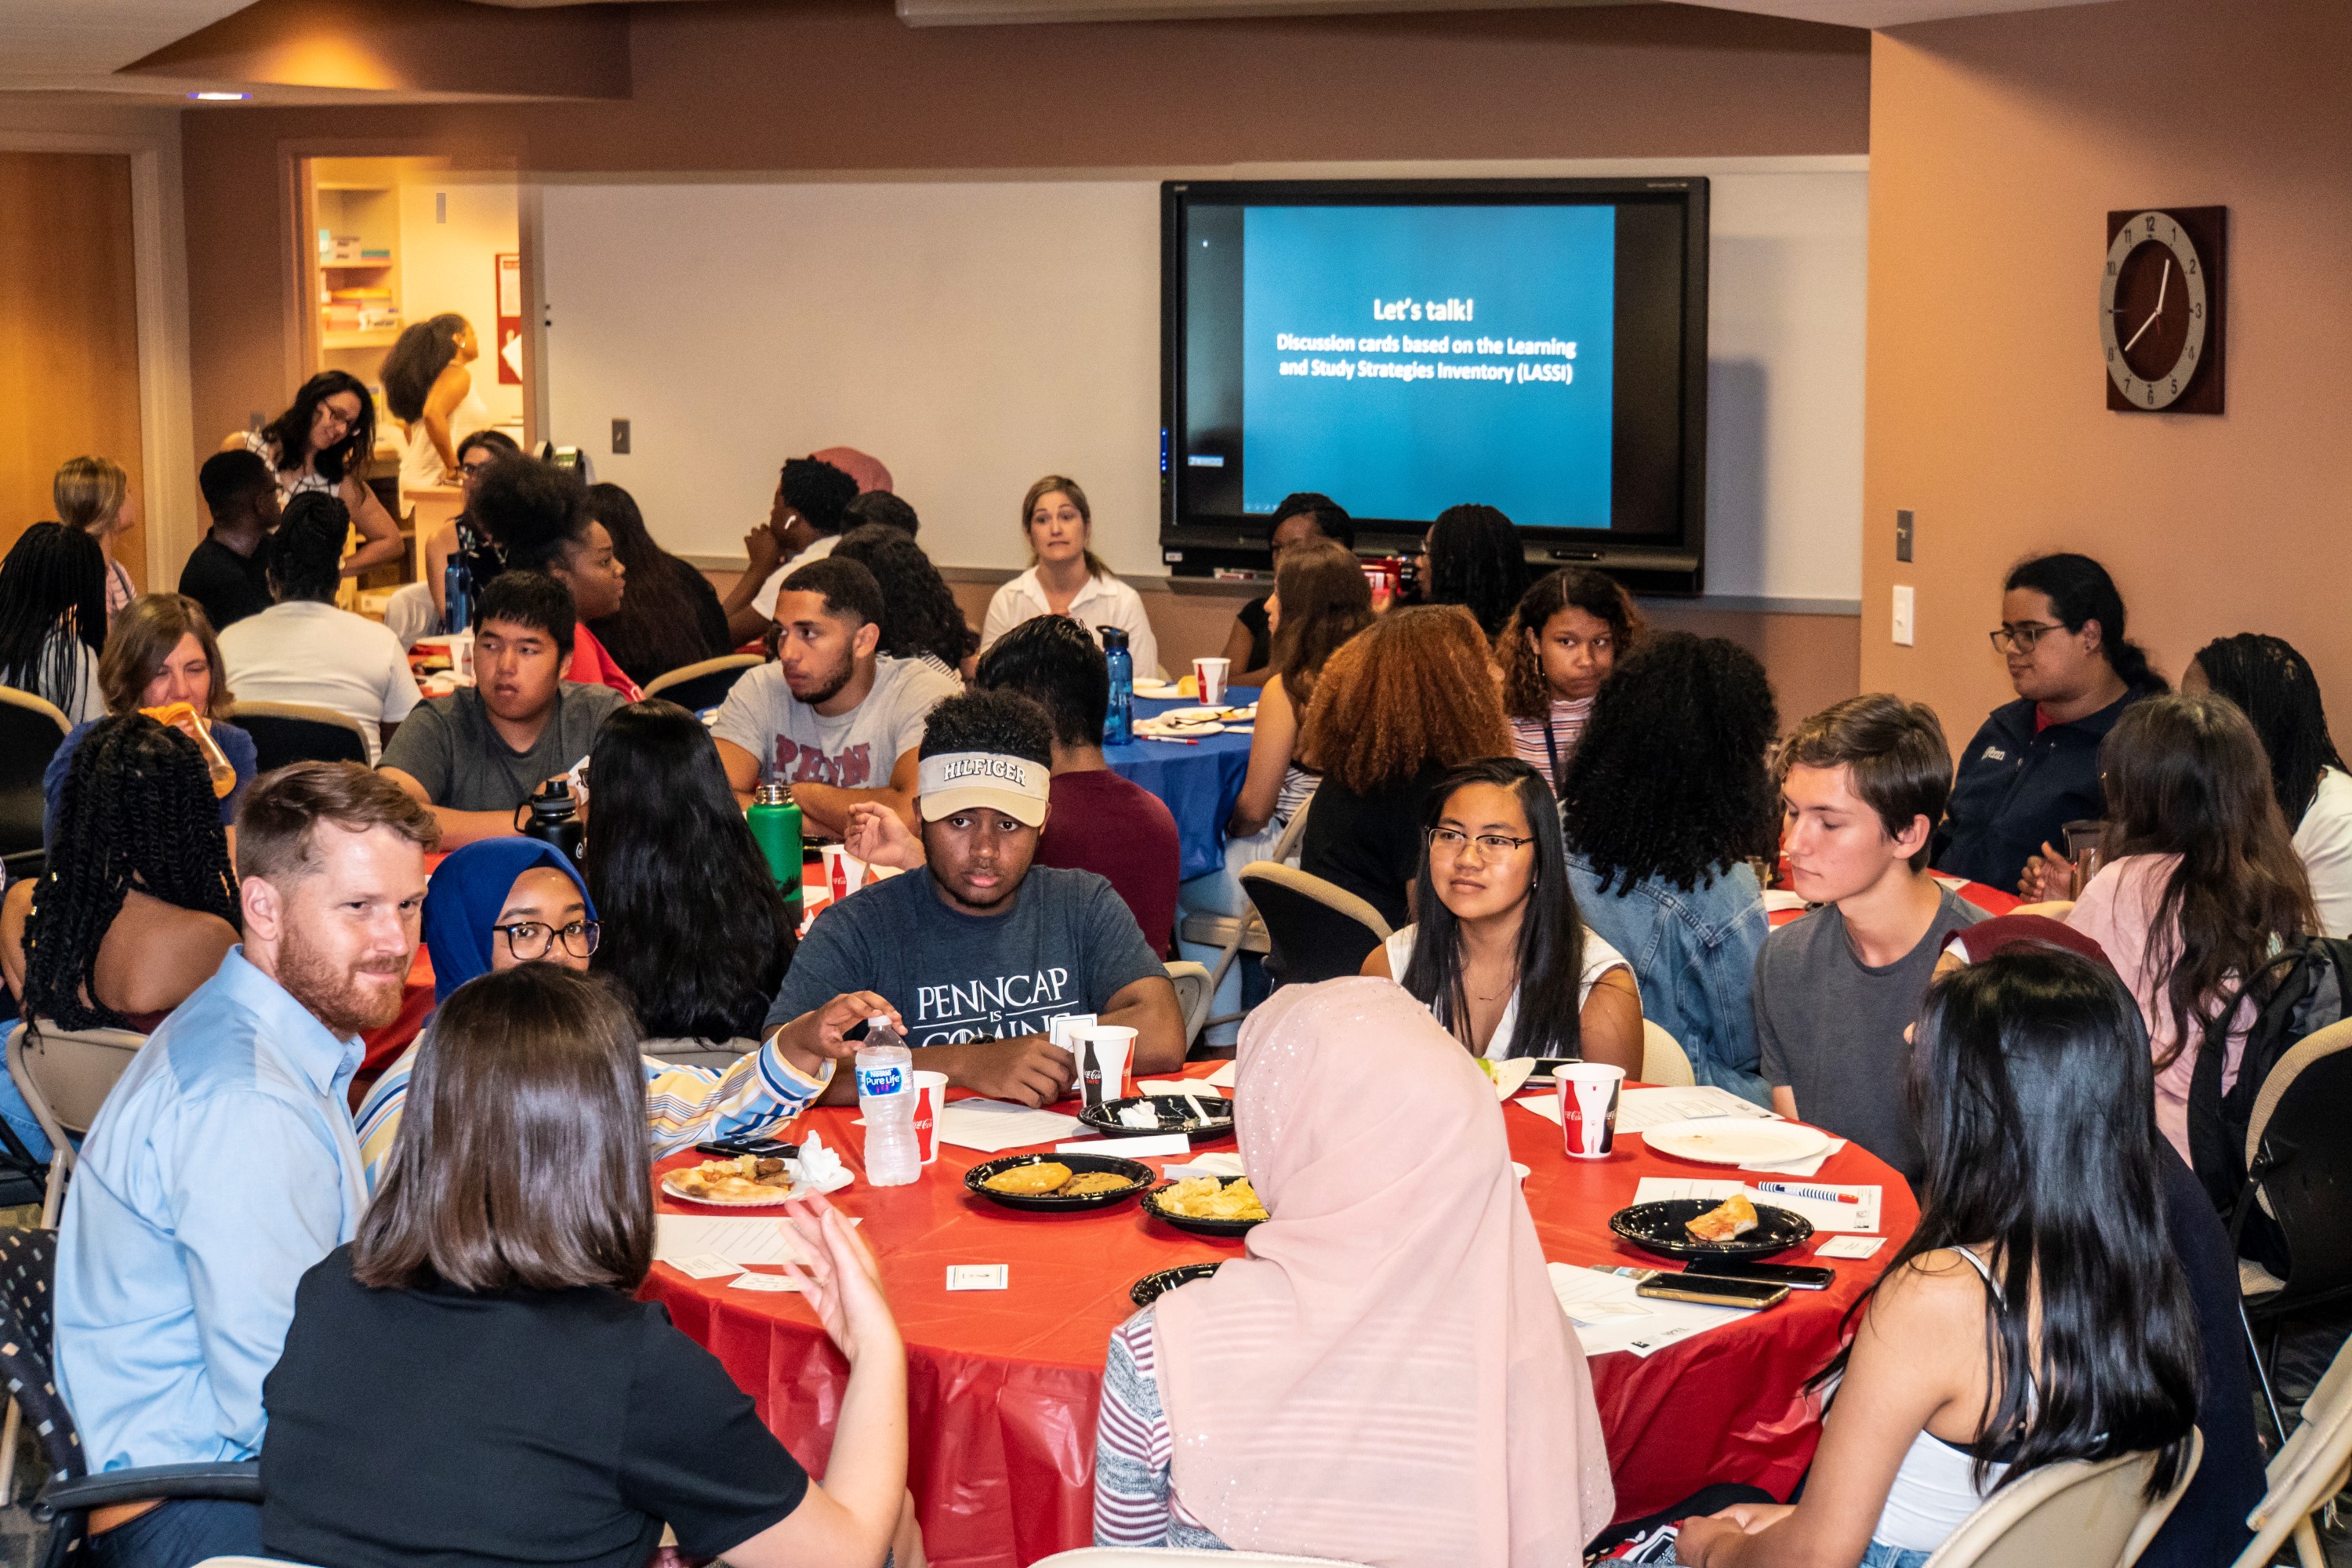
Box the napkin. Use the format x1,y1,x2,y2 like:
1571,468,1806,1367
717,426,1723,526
1117,1102,1162,1130
1164,1152,1247,1180
793,1133,854,1195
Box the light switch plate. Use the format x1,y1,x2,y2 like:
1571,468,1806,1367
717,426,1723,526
1895,509,1914,563
611,418,630,455
1892,585,1915,647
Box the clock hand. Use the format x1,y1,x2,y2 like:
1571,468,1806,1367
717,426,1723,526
2154,256,2170,317
2123,307,2162,354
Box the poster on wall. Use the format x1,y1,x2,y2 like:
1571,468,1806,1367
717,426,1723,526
496,252,523,385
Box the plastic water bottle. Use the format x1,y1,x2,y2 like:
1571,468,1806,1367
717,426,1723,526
1102,626,1134,746
855,1018,920,1187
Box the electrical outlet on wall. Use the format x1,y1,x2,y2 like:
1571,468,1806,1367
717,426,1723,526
1892,585,1916,647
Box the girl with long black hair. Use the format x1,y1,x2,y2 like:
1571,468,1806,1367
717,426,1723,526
2183,632,2352,936
1363,757,1642,1070
583,699,797,1051
584,481,729,686
832,522,980,681
0,521,107,724
1417,504,1530,640
1673,948,2201,1568
225,369,404,577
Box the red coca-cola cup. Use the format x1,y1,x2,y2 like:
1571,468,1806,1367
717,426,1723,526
910,1069,949,1164
1557,1063,1624,1160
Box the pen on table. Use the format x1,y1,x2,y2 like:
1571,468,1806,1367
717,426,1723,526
1757,1181,1860,1203
1142,735,1200,746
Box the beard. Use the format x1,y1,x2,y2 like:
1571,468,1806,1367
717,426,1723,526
275,923,409,1036
786,651,855,707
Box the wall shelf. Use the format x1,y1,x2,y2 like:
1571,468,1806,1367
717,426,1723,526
322,328,401,349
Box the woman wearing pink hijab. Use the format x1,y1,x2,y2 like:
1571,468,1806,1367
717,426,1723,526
1092,976,1614,1564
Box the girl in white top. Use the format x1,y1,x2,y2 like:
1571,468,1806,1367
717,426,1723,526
223,370,405,579
2183,633,2352,936
1671,949,2201,1568
1361,757,1642,1069
382,314,493,489
982,474,1159,679
51,456,140,625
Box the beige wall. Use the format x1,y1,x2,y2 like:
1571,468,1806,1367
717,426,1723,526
395,174,521,431
1863,0,2352,748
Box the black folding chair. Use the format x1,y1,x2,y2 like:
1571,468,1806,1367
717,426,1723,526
0,686,71,883
1235,863,1394,989
0,1228,260,1564
642,655,762,715
230,702,372,771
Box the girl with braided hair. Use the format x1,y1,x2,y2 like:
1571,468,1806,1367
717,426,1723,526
4,713,240,1047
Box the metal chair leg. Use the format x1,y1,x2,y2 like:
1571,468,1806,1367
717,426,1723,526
0,1397,17,1503
2242,1294,2288,1449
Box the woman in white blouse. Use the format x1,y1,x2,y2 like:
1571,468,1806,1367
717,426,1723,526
1363,757,1644,1070
982,475,1160,679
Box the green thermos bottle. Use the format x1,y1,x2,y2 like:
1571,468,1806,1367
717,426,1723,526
747,781,804,927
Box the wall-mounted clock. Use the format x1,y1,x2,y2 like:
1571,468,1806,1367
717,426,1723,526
2103,206,2227,414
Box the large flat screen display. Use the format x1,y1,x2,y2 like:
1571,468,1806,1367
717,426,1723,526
1161,178,1708,590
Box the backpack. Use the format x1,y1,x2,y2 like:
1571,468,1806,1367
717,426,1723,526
2186,933,2352,1272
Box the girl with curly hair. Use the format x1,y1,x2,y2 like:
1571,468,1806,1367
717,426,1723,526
2,714,241,1152
1298,605,1511,929
1499,567,1642,790
1559,632,1780,1102
832,523,981,681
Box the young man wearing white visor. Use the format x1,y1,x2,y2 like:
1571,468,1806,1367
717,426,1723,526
764,688,1185,1108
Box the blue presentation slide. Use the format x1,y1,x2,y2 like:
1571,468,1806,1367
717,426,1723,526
1240,204,1616,528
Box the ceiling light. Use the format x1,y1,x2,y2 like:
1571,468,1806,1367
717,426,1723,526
188,91,252,101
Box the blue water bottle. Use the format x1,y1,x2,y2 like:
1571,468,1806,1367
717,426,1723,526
1102,626,1134,746
442,558,474,635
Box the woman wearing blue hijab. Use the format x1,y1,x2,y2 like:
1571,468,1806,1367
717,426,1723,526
353,838,893,1190
417,838,597,1005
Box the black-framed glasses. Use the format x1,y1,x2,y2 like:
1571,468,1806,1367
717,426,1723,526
492,919,601,960
1989,622,2067,654
1427,826,1535,858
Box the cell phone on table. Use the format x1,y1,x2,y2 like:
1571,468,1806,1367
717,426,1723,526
694,1137,798,1159
1679,1257,1836,1290
1635,1275,1790,1310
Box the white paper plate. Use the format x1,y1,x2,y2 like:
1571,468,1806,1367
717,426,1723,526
1133,680,1183,699
660,1172,804,1207
1486,1057,1538,1101
1641,1119,1831,1167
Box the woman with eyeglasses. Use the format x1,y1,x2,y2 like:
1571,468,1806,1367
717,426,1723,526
222,370,405,579
353,839,888,1191
1931,553,2165,898
1363,758,1642,1070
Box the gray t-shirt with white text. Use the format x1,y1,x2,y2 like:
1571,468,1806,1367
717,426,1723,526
710,655,960,791
1753,885,1985,1186
766,866,1163,1047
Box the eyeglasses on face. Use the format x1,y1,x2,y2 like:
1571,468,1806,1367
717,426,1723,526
1427,826,1535,858
492,919,601,960
1989,622,2068,655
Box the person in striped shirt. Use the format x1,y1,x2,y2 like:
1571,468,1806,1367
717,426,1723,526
1498,566,1643,792
354,837,887,1188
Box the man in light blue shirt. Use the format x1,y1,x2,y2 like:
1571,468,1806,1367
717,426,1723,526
56,763,436,1568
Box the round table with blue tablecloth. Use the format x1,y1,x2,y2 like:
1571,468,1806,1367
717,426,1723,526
1102,689,1258,882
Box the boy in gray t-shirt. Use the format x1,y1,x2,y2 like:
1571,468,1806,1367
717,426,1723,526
713,557,960,837
1755,694,1985,1187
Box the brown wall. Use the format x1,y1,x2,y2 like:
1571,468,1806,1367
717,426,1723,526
0,152,145,583
1863,0,2352,750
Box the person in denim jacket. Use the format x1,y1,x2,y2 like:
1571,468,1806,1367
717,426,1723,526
1559,633,1780,1105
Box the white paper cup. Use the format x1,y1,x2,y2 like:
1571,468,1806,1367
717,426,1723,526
909,1069,949,1165
1558,1063,1624,1160
1071,1025,1137,1109
1193,656,1231,706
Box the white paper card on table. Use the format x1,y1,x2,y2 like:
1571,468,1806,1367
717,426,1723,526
1134,1079,1200,1098
1616,1085,1780,1133
947,1264,1008,1291
728,1272,804,1293
1742,1138,1846,1179
1632,1176,1881,1234
936,1100,1083,1153
1513,1094,1563,1125
1546,1263,1750,1359
1763,888,1811,913
1047,1015,1098,1052
1163,1152,1247,1180
1057,1133,1192,1159
1817,1236,1888,1259
1203,1060,1237,1089
670,1253,742,1280
655,1214,809,1269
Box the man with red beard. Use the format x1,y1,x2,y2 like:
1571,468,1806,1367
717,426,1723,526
56,763,436,1568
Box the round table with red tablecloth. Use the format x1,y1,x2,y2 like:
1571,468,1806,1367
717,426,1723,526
641,1061,1920,1568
